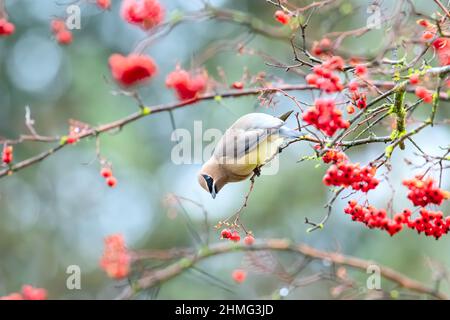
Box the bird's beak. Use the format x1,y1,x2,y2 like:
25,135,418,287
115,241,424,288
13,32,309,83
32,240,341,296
211,182,217,199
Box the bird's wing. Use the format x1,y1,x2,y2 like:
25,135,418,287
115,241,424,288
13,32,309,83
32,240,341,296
214,114,284,159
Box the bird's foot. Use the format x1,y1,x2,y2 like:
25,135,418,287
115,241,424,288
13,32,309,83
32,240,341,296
253,166,261,177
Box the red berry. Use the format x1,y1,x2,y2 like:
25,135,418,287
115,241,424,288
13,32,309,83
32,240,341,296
101,167,113,178
106,176,117,187
274,10,290,25
0,19,15,36
2,145,13,164
96,0,111,10
66,135,78,144
221,229,232,239
21,285,47,300
422,31,434,41
415,86,433,103
409,74,420,85
244,235,255,245
232,269,247,283
230,231,240,242
166,66,208,101
354,64,367,77
347,105,355,114
312,38,332,56
417,19,430,27
231,81,244,90
100,234,130,279
121,0,164,30
303,98,350,136
109,53,158,87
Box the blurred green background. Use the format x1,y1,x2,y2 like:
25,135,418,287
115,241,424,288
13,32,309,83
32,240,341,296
0,0,449,299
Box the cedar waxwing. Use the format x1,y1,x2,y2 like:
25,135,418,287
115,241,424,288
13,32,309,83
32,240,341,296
198,111,301,198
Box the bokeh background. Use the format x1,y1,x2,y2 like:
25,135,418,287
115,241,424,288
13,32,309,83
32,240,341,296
0,0,449,299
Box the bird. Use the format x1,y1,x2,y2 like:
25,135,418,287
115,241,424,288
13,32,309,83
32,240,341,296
198,111,302,198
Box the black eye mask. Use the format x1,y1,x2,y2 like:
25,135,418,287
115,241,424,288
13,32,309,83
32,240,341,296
202,174,214,193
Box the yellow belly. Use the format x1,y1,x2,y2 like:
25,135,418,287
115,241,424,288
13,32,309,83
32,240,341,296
221,134,284,180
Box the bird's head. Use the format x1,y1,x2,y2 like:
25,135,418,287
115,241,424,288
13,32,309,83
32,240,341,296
198,173,218,199
198,160,227,199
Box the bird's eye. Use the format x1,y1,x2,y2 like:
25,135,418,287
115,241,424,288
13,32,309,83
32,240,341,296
202,174,214,193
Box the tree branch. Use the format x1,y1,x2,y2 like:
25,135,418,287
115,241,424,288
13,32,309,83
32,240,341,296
117,239,448,300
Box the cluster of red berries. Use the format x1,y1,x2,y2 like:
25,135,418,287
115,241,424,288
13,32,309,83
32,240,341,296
100,167,117,188
414,86,433,104
220,229,254,245
323,162,379,192
0,285,47,300
2,145,13,164
407,208,450,239
402,176,449,207
311,38,333,56
306,56,345,93
121,0,164,30
100,234,130,279
96,0,111,10
344,201,403,236
322,149,347,164
433,37,450,66
302,98,350,136
353,91,367,109
274,10,290,25
166,66,208,101
345,201,450,239
109,53,157,87
51,19,73,45
417,19,450,66
0,18,15,36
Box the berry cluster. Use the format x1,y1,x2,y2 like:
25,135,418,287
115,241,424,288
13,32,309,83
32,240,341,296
0,18,15,36
323,162,379,192
274,10,290,25
220,228,240,242
302,98,350,136
407,208,450,239
100,167,117,188
305,56,344,93
414,86,433,104
51,19,73,45
0,285,47,300
417,20,450,66
220,229,254,245
166,66,208,101
121,0,164,30
433,38,450,66
347,79,368,110
109,53,157,87
403,176,449,207
2,145,13,164
96,0,111,10
311,38,332,56
344,201,450,239
100,234,130,279
344,201,403,236
322,149,347,164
